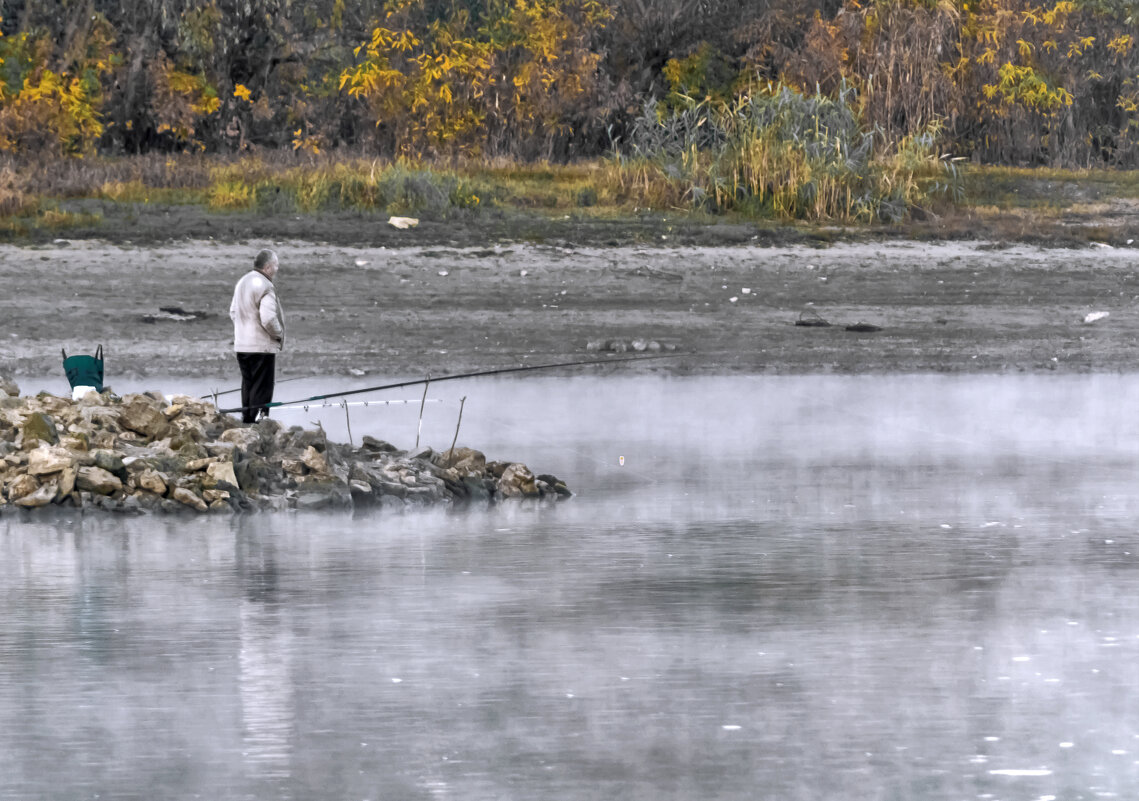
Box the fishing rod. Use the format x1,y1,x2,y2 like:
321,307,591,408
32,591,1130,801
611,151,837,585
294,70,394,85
215,353,679,416
204,375,309,399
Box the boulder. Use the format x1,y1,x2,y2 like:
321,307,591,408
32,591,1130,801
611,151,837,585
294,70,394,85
138,469,168,495
292,479,352,510
119,397,171,440
234,456,276,495
281,458,307,475
185,456,221,472
76,466,123,495
56,465,77,499
59,434,89,451
21,413,58,447
220,427,262,452
171,486,208,511
15,481,57,508
205,460,239,489
498,463,539,498
26,445,75,476
349,480,374,502
462,476,495,503
6,473,40,501
93,450,126,476
444,447,486,474
301,445,329,475
537,473,573,499
361,436,400,454
0,375,18,397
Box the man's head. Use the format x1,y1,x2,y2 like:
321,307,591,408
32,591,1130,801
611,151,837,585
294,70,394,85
254,249,279,280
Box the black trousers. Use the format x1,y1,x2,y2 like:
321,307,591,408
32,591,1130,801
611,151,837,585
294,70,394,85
236,352,275,424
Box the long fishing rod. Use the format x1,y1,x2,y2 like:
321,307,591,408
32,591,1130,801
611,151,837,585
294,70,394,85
204,375,309,399
216,353,679,415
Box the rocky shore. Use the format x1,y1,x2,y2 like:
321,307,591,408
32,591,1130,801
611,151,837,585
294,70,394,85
0,378,570,515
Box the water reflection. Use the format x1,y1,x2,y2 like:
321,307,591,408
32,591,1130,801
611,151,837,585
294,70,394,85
1,376,1139,800
236,525,295,785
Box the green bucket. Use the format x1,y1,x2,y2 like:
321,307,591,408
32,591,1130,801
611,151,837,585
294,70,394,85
62,345,104,392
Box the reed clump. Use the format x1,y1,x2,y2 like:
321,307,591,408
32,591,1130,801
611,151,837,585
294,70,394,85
605,85,960,222
202,159,483,217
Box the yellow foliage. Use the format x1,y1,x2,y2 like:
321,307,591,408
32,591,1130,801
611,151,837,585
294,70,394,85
207,180,254,210
1107,35,1132,56
340,0,609,157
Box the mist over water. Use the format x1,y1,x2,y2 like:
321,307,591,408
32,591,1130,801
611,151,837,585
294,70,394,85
4,375,1139,800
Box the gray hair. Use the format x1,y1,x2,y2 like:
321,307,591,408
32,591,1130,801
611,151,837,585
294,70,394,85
254,249,278,272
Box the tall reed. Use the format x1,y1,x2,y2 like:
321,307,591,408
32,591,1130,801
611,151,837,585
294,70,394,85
605,84,959,221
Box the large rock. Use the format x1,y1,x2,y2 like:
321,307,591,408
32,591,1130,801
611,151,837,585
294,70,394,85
138,469,168,495
0,376,18,397
301,445,329,475
204,461,239,489
119,397,170,440
445,447,486,474
219,427,262,452
171,486,208,511
21,413,58,447
15,481,57,508
76,465,123,495
26,445,75,476
6,473,40,501
93,450,125,476
56,465,77,499
498,463,539,498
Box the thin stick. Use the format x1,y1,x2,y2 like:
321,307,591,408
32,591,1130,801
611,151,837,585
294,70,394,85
341,399,353,447
415,378,430,448
446,396,467,467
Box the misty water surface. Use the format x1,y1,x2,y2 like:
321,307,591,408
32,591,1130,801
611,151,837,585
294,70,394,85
3,375,1139,800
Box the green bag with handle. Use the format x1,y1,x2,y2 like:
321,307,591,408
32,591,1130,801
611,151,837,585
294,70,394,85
61,345,104,392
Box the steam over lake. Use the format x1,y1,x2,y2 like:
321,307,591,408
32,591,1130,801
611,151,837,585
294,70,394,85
3,375,1139,800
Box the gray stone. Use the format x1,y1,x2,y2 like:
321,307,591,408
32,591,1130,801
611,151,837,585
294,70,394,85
361,436,399,453
537,473,572,498
0,375,18,397
93,450,125,475
349,480,374,501
294,491,333,510
76,466,123,495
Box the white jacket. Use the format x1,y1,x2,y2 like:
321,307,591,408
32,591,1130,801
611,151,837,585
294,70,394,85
230,270,285,353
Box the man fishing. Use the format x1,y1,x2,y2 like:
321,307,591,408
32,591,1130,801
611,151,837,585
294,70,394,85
229,249,285,423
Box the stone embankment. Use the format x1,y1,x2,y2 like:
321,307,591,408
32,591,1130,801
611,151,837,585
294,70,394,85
0,378,570,514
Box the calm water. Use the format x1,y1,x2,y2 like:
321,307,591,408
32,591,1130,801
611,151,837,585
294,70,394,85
4,375,1139,801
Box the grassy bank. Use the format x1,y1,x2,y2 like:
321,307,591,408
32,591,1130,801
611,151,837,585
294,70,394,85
3,152,1139,246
